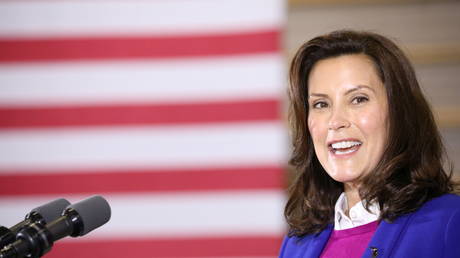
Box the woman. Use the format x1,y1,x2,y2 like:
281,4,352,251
279,30,460,258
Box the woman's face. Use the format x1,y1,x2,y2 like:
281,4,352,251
307,54,389,185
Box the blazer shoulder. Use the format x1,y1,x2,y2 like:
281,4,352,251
279,233,315,258
279,225,333,258
421,193,460,213
425,194,460,257
411,193,460,233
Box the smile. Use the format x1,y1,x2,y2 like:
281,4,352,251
328,140,362,156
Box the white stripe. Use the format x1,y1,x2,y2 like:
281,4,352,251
0,190,285,238
0,0,284,38
0,54,284,106
0,122,287,172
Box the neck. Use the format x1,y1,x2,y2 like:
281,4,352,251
344,183,361,213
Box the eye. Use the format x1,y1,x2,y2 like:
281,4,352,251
351,96,369,105
312,101,328,109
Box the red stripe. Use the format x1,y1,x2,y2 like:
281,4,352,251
0,30,280,63
46,236,283,258
0,98,280,129
0,166,284,195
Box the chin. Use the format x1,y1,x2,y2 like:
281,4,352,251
325,169,362,184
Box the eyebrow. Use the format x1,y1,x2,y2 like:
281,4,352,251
345,85,375,95
309,85,375,98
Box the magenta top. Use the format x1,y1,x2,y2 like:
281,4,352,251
320,221,379,258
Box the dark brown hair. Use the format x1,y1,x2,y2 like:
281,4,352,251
285,30,457,237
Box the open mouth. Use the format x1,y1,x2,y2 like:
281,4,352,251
328,140,362,155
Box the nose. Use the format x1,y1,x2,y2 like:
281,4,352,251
328,107,350,131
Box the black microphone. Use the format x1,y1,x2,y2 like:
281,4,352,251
0,199,70,249
0,195,111,258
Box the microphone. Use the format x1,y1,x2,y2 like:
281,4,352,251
0,195,111,258
0,199,70,248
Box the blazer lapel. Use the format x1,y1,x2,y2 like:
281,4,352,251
362,213,414,258
303,224,333,258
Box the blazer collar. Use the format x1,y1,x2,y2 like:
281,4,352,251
302,224,333,258
362,213,414,258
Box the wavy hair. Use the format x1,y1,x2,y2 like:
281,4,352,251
285,30,457,237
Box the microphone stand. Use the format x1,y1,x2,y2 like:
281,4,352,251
0,222,53,258
0,227,15,250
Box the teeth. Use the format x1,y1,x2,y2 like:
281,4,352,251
335,148,357,155
331,141,361,149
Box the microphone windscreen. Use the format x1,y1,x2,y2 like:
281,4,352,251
68,195,111,236
31,198,71,223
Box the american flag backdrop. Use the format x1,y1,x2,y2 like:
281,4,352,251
0,0,287,257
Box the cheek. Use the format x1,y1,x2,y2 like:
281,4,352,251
308,115,327,147
358,115,374,130
307,116,320,140
357,109,388,142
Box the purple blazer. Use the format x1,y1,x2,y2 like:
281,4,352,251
279,194,460,258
